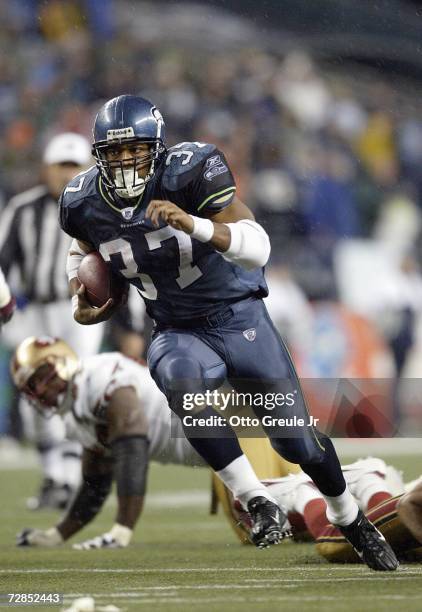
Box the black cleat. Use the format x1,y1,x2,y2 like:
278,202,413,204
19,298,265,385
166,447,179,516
337,510,399,571
247,496,292,548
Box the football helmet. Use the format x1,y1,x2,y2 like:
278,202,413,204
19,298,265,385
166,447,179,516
10,336,79,416
92,94,166,200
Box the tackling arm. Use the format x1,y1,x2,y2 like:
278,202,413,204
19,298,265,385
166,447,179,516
107,386,149,531
56,448,113,541
72,386,150,549
17,448,113,547
18,387,150,549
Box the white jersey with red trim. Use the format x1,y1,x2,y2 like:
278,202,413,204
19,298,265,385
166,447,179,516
63,352,203,466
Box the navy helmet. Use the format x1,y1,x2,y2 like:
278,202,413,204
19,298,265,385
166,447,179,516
92,95,166,200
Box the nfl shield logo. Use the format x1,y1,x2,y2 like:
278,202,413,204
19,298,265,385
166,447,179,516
121,207,134,220
243,328,256,342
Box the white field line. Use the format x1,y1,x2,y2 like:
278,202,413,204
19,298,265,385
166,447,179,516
60,575,422,597
1,566,421,575
61,594,422,605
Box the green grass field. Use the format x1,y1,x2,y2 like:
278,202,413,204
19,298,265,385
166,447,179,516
1,454,422,611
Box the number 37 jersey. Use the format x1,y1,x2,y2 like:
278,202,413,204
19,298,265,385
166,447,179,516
59,142,268,323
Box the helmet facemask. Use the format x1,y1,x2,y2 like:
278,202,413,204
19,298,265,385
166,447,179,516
22,362,72,418
93,139,165,200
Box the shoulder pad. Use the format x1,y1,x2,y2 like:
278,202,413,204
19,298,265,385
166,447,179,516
162,142,217,190
60,166,98,207
59,166,98,241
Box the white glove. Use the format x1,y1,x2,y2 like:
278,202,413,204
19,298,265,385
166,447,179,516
17,527,63,547
72,523,132,550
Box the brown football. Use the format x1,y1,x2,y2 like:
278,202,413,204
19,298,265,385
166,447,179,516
77,252,128,308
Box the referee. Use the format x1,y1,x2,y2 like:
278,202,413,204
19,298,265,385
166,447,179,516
0,133,105,509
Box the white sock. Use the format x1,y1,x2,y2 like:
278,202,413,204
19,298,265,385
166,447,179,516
349,473,390,512
323,486,359,526
39,445,64,484
216,455,277,508
61,441,82,489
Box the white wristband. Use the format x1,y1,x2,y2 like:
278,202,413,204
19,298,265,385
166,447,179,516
189,215,214,242
66,239,87,281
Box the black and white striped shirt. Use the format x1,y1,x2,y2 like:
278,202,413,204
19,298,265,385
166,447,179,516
0,185,71,302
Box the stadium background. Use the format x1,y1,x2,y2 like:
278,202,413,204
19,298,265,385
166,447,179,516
0,1,422,610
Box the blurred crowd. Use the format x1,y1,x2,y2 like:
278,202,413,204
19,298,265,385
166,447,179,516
1,0,422,432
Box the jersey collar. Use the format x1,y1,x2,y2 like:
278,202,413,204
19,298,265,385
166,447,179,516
98,176,144,217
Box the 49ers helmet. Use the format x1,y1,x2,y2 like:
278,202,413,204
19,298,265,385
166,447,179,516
10,336,79,415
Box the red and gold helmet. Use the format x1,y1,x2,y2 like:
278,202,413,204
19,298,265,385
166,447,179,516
10,336,79,416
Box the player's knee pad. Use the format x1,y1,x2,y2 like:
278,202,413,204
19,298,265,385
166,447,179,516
152,349,225,392
270,436,325,465
153,352,204,395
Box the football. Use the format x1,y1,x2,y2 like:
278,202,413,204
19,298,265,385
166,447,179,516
77,251,128,308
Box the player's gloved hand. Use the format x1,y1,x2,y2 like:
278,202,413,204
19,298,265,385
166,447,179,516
73,284,117,325
0,295,16,325
72,523,132,550
17,526,63,547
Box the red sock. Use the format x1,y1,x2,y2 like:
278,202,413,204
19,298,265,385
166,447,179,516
303,499,329,539
367,491,391,510
288,511,307,534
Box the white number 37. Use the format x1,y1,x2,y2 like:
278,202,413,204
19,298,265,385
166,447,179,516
99,227,202,300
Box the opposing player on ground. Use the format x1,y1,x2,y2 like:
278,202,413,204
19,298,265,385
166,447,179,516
231,458,422,562
59,94,398,568
12,336,205,548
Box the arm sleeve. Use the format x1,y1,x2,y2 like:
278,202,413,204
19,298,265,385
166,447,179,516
190,149,236,215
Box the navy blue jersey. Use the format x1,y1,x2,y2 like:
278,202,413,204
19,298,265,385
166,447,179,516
59,142,268,323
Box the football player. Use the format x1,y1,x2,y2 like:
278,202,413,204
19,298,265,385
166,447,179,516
231,458,422,562
12,336,205,549
59,95,398,568
0,266,15,326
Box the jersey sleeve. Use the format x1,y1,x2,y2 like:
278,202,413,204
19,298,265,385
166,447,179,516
89,356,139,414
58,188,91,244
189,149,236,215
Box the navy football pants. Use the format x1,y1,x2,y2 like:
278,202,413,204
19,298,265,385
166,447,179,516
148,297,346,496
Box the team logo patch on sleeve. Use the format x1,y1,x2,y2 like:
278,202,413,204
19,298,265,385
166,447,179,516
204,155,228,181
